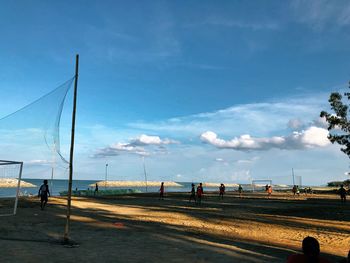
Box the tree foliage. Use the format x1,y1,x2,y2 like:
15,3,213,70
320,82,350,158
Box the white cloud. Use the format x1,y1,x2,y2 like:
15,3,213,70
288,118,304,129
128,93,331,138
25,159,53,166
236,156,260,164
312,116,328,129
129,134,179,146
187,16,280,31
93,134,178,158
301,126,330,147
291,0,350,30
94,143,148,158
200,126,330,151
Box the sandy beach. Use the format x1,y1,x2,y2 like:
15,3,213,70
0,191,349,262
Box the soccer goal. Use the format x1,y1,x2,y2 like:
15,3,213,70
0,160,23,216
251,179,272,192
293,175,302,187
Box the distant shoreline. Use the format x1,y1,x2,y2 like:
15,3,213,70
0,178,36,188
90,181,183,188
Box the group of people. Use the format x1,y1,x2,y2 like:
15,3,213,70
189,183,204,204
161,182,245,203
38,179,350,211
292,185,300,196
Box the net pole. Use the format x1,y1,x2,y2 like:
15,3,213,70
13,162,23,215
64,54,79,242
142,156,148,192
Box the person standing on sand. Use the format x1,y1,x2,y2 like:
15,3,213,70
292,185,297,196
94,183,98,196
196,183,203,205
219,183,225,200
287,236,330,263
238,184,243,198
159,182,164,200
267,185,272,199
38,180,50,210
189,183,196,203
339,185,347,203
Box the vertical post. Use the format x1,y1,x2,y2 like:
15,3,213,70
14,162,23,215
142,156,148,192
64,54,79,242
105,163,108,189
292,168,295,186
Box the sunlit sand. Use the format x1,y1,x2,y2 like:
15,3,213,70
0,191,348,262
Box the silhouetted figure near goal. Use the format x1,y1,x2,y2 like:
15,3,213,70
339,185,347,203
94,183,98,196
219,183,225,200
159,182,164,200
189,183,196,203
38,180,50,210
292,185,297,197
238,184,243,198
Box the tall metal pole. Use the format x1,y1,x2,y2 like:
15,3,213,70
105,163,108,189
64,54,79,242
142,156,148,192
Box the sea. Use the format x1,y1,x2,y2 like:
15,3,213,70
0,179,262,198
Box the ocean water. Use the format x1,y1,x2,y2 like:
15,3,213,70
0,179,260,197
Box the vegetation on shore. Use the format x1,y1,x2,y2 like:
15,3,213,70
327,179,350,187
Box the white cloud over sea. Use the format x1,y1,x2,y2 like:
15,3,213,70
93,134,179,158
200,126,330,151
127,92,332,138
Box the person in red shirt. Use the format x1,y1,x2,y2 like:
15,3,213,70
159,182,164,200
196,183,203,205
267,185,272,199
287,236,330,263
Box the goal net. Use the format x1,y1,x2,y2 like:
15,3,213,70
269,174,302,187
251,179,272,192
0,77,74,215
0,161,23,216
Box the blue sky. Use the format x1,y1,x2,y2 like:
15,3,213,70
0,0,350,185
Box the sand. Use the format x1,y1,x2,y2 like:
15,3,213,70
90,180,183,188
0,191,349,262
0,178,36,188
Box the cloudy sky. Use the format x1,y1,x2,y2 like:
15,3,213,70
0,0,350,185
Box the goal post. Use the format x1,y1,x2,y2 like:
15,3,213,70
0,160,24,216
251,179,272,192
